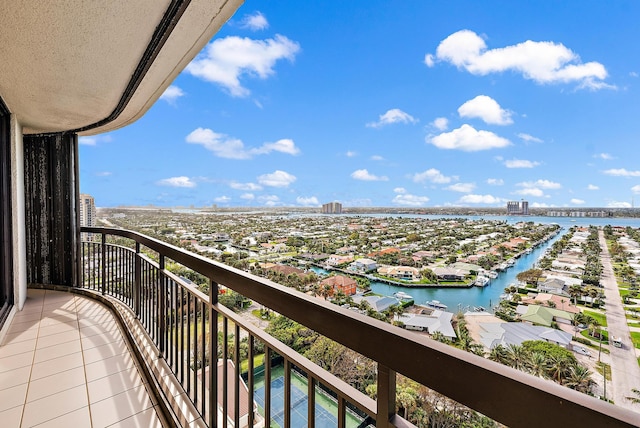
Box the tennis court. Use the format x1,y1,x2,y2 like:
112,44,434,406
254,376,338,428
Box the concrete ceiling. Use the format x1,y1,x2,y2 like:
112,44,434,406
0,0,243,135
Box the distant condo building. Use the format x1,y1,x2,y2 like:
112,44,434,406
79,193,96,240
506,200,529,215
322,202,342,214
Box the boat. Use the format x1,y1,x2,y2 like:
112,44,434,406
426,300,447,310
393,291,413,300
474,276,490,287
487,271,498,279
473,306,486,312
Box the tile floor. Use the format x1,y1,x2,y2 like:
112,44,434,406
0,289,164,427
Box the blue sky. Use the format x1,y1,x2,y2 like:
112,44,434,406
80,1,640,209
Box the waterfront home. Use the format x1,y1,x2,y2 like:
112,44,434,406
351,295,401,312
265,263,307,279
521,293,579,314
348,258,377,273
537,275,582,296
432,267,466,281
395,310,456,339
377,265,421,281
327,254,355,267
320,275,357,296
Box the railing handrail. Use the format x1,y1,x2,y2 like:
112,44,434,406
81,226,639,427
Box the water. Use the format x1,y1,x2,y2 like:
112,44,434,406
308,215,640,312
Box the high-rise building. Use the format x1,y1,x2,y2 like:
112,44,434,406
79,193,96,240
507,200,529,215
322,201,342,214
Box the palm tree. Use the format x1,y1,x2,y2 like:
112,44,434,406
626,388,640,404
546,354,570,385
505,344,529,371
488,345,509,365
528,351,548,378
565,365,593,394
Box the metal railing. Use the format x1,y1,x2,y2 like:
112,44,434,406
80,227,638,428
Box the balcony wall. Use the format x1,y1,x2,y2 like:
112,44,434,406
79,226,639,428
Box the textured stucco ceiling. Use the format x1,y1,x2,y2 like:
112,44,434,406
0,1,242,135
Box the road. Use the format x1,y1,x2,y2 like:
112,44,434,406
598,230,640,411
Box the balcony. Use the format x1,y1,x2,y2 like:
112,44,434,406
2,226,637,427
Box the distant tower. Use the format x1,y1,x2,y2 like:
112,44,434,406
521,200,529,215
79,194,96,240
322,201,342,214
507,200,528,215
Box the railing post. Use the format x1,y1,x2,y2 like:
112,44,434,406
101,233,106,295
209,278,218,428
158,254,166,358
134,242,141,318
377,364,396,428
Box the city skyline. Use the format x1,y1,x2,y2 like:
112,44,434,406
79,2,640,209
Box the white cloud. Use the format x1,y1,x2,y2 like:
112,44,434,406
186,34,300,97
351,169,389,181
412,168,455,184
428,124,511,151
515,188,545,197
571,198,585,205
518,179,561,189
446,182,476,193
432,117,449,131
241,12,268,31
458,194,504,204
258,195,280,206
594,153,614,160
517,133,543,143
95,171,112,177
371,155,384,161
392,193,430,207
157,176,196,188
603,168,640,177
608,201,632,208
230,181,262,191
240,193,255,200
504,159,540,168
186,128,300,159
632,185,640,194
424,53,435,67
587,184,599,190
214,196,231,203
457,95,513,125
531,202,552,208
79,135,112,146
428,30,612,90
296,196,319,206
394,187,406,194
367,109,418,128
159,85,185,104
487,178,504,186
346,151,357,157
631,71,639,78
257,170,297,187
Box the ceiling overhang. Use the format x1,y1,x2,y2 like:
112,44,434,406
0,0,243,135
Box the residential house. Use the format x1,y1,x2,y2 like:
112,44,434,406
516,305,574,327
432,267,466,281
320,275,357,296
378,266,421,281
476,322,573,350
327,254,354,267
348,258,377,273
396,310,456,339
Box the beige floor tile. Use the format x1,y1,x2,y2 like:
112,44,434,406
0,337,37,358
107,406,163,428
0,350,35,374
33,406,91,428
0,404,24,427
33,339,82,364
0,365,32,391
37,321,79,338
39,313,78,327
30,351,84,381
78,312,114,327
81,329,122,350
26,366,87,403
80,321,120,337
0,382,28,412
87,369,144,404
83,340,129,364
85,352,135,382
36,329,80,349
12,310,44,323
90,384,153,428
2,325,39,344
21,384,88,427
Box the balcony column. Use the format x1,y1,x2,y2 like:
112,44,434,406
23,132,80,287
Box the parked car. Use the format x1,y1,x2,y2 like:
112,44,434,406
573,346,591,356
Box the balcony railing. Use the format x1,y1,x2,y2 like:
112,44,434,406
80,227,637,428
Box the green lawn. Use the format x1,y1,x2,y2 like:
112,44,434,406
631,332,640,349
581,329,608,343
583,310,608,327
